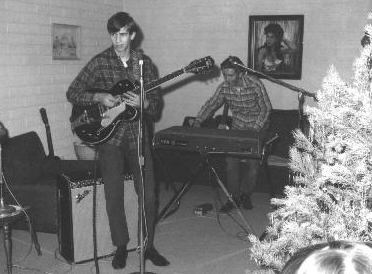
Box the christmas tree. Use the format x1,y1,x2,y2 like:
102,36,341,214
249,16,372,273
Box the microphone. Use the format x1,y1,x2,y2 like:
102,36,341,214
232,60,245,69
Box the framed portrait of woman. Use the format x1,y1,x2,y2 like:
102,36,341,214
248,15,304,80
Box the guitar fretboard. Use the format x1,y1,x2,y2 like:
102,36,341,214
132,68,185,94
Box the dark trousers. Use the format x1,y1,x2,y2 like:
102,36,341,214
98,135,156,248
226,156,260,196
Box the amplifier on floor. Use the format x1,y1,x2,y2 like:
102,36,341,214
57,173,137,263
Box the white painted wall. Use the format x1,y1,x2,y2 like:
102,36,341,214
126,0,371,131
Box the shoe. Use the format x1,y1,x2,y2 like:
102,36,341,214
219,196,240,213
145,247,170,266
240,193,253,210
112,245,128,269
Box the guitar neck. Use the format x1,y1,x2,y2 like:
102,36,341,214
40,108,55,158
132,68,185,94
45,125,55,157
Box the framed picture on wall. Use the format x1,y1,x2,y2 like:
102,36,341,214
248,15,304,80
52,23,81,60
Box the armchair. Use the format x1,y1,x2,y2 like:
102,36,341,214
2,131,97,233
258,109,303,196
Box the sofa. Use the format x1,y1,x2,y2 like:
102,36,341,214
257,109,305,195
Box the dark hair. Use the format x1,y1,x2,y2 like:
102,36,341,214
261,23,285,60
220,56,245,73
107,12,137,34
281,241,372,274
264,23,284,41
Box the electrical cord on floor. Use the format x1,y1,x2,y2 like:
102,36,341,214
54,246,110,274
0,244,66,274
54,245,117,274
7,264,56,274
202,155,255,241
2,174,36,262
212,185,251,241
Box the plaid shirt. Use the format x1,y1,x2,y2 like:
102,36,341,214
66,47,162,147
195,73,272,131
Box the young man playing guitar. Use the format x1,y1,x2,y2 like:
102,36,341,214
193,56,272,212
66,12,169,269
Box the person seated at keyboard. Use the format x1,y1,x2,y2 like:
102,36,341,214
192,56,272,212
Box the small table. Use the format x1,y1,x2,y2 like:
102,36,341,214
0,205,41,274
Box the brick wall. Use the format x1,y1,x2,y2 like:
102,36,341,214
0,0,371,159
0,0,122,159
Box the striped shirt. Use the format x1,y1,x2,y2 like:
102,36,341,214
66,47,162,147
195,73,272,131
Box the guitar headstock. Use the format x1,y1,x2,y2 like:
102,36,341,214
185,56,215,74
39,108,49,125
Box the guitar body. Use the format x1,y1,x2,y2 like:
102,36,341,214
71,79,139,145
70,56,215,146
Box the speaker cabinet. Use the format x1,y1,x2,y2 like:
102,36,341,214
57,173,138,263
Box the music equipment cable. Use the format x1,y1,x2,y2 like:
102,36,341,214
211,178,254,241
1,174,40,263
212,195,253,243
91,147,100,274
205,153,256,236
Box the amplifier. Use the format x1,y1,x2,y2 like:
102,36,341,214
57,173,137,263
154,126,265,158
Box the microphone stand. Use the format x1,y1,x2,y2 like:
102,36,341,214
130,60,156,274
232,62,317,132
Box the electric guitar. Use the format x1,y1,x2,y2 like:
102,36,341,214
71,56,214,145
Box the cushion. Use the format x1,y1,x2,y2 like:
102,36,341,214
267,109,301,158
2,131,46,185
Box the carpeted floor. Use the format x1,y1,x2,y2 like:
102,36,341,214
0,180,274,274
